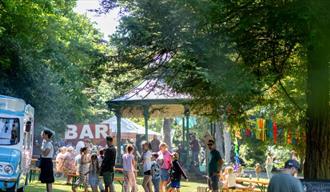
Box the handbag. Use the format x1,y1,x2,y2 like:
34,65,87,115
36,155,42,168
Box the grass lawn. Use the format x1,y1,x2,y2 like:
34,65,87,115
25,178,206,192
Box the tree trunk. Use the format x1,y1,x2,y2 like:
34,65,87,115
215,122,225,158
304,0,330,179
223,124,232,164
163,118,173,150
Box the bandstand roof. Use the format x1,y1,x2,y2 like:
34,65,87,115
108,79,191,117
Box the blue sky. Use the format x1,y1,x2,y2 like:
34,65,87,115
74,0,120,38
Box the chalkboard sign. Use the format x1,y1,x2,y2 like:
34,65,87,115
301,179,330,192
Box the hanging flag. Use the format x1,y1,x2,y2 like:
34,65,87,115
258,118,264,129
245,128,251,137
255,119,261,140
287,129,292,144
262,119,266,141
273,121,277,144
257,118,266,141
266,119,273,138
234,138,240,171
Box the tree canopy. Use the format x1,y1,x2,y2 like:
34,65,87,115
100,0,329,178
0,0,111,132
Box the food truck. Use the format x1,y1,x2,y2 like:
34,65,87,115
0,95,34,192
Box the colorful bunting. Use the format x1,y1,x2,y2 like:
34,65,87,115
227,117,304,146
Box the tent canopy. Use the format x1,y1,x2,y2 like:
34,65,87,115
102,116,160,136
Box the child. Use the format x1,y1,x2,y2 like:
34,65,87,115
151,153,161,192
87,153,100,192
158,143,172,192
223,166,254,190
255,163,262,180
122,144,137,192
168,152,187,192
72,147,90,192
98,148,105,192
55,147,66,177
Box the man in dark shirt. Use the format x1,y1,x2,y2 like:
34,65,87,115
150,135,161,152
207,140,223,192
101,136,116,192
268,159,304,192
190,134,200,166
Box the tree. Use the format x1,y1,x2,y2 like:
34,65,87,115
303,0,330,179
0,0,110,132
100,0,329,178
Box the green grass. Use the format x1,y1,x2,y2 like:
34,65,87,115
25,178,206,192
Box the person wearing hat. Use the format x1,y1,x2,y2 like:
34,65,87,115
207,140,223,192
267,159,304,192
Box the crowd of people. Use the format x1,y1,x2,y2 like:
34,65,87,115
38,129,304,192
38,130,189,192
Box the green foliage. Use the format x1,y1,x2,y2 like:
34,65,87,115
103,0,307,123
0,0,110,133
100,0,329,178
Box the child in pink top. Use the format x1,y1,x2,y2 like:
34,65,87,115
122,144,137,192
158,143,172,192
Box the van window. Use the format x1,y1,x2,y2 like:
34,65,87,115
0,118,20,145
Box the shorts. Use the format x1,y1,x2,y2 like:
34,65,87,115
144,170,151,175
103,171,114,186
89,175,99,187
208,175,219,190
170,180,181,188
160,169,170,181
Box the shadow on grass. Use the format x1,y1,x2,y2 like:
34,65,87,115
25,181,71,192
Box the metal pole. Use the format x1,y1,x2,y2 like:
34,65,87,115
184,106,190,167
182,117,185,146
143,105,149,141
115,110,122,164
